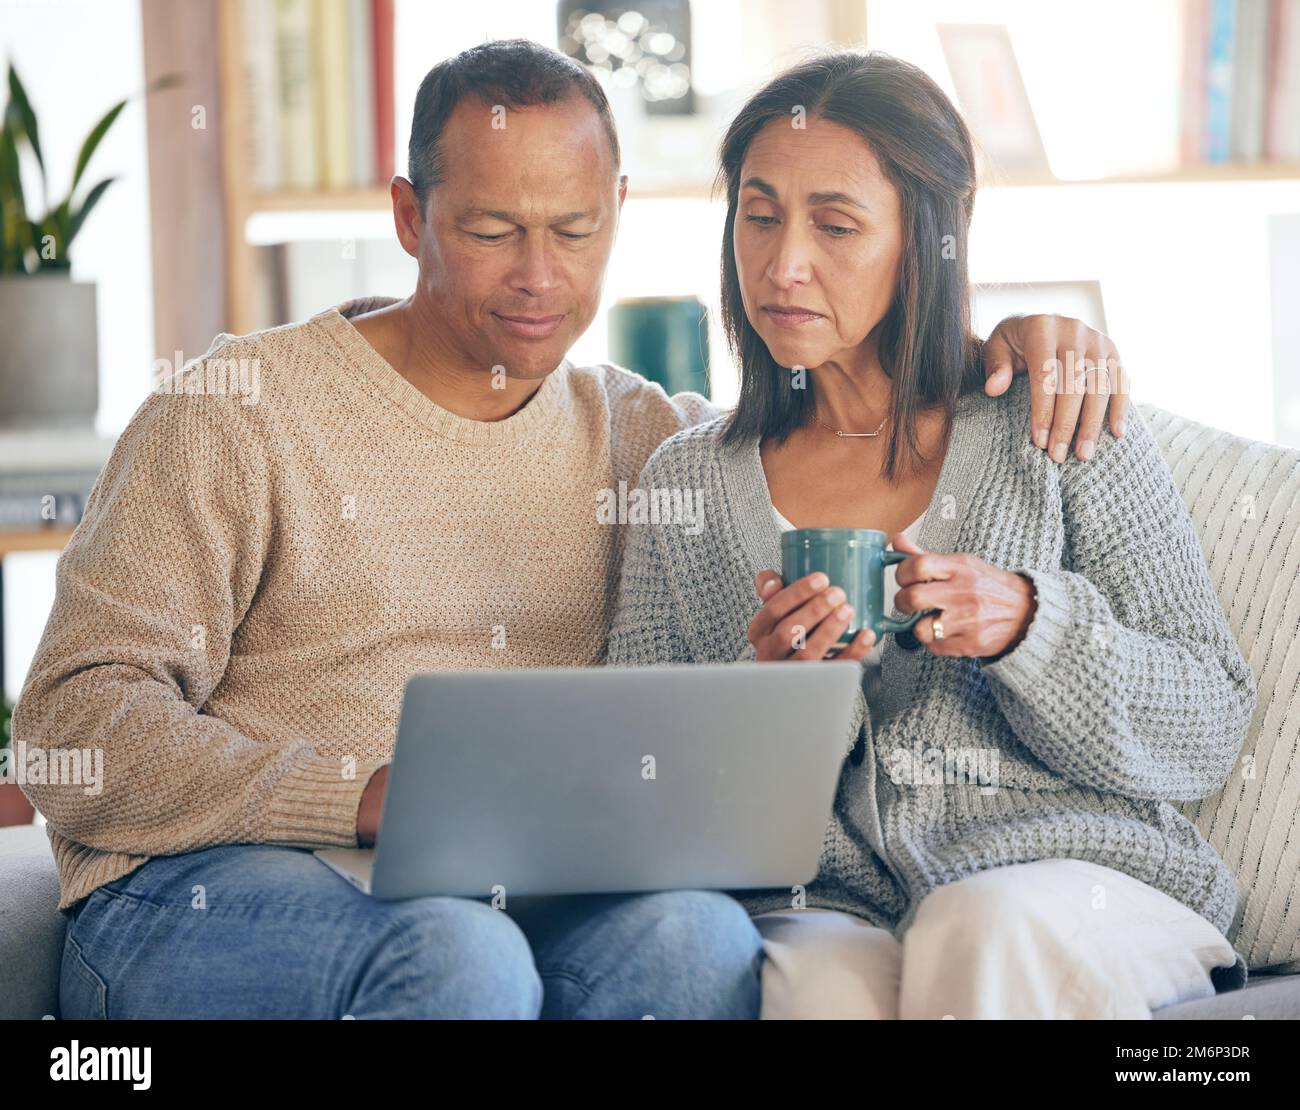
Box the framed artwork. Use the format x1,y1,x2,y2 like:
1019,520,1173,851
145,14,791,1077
937,23,1051,176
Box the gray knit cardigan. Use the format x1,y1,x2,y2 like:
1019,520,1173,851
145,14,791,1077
605,374,1256,990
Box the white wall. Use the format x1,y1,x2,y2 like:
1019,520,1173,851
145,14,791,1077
968,179,1300,442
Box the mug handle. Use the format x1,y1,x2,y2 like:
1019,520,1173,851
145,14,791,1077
880,549,924,633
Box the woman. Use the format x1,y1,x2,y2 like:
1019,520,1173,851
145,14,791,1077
606,51,1257,1019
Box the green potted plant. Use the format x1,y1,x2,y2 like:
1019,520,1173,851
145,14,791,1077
0,64,173,428
0,695,35,826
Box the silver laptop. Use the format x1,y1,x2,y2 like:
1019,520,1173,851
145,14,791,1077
315,662,860,900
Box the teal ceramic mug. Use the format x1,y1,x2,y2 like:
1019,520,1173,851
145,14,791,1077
780,528,924,647
607,296,710,398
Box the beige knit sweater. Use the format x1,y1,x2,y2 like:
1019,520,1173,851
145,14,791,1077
13,297,715,910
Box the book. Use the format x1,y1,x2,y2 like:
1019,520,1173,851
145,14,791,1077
1180,0,1209,163
1230,0,1270,162
1266,0,1300,159
276,0,318,189
314,0,352,190
241,0,281,191
348,0,376,187
372,0,395,184
1205,0,1237,162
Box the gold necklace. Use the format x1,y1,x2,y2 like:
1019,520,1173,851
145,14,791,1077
813,413,888,438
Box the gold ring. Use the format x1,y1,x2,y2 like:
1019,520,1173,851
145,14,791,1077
932,616,945,641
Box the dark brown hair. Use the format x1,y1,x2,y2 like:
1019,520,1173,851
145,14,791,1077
719,50,984,479
408,39,621,212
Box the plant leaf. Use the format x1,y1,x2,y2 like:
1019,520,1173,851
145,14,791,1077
147,72,183,95
6,63,45,186
67,175,116,247
54,196,70,245
0,120,27,217
0,122,34,269
71,99,126,194
0,169,12,273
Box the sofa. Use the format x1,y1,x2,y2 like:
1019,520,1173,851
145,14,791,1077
2,400,1298,1020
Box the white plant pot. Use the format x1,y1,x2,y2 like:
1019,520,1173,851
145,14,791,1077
0,272,99,429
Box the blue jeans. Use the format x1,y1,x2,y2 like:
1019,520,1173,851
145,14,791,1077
58,844,764,1019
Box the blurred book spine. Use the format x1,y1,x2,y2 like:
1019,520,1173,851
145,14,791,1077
314,0,353,189
1266,0,1300,158
1230,0,1268,160
276,0,317,188
349,0,376,188
1181,0,1208,163
1205,0,1237,161
1183,0,1300,164
372,0,395,184
242,0,281,190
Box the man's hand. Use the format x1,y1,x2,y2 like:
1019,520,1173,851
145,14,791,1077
356,764,389,848
982,314,1130,464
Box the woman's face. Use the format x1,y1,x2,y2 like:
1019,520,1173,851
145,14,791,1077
734,115,904,372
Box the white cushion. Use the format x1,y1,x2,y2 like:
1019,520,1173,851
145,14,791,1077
1140,402,1300,971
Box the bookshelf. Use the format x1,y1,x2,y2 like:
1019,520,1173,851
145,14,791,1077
244,159,1300,207
204,1,1300,339
213,1,396,336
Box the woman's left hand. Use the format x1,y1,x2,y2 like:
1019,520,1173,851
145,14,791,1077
889,534,1037,659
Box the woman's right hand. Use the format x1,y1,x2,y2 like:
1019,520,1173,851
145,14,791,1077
749,571,876,662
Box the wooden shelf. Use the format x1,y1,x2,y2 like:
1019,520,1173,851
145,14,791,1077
983,163,1300,188
242,162,1300,222
249,187,393,213
0,528,75,558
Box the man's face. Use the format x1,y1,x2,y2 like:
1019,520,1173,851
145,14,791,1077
402,94,625,381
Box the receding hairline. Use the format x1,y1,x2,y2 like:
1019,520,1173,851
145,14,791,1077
418,90,622,198
407,40,622,206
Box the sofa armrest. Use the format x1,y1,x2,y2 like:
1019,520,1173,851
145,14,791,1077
0,823,67,1019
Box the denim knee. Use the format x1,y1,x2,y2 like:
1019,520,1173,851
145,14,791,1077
350,896,543,1019
622,890,764,1019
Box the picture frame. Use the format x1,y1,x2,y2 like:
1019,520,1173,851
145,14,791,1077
937,23,1051,176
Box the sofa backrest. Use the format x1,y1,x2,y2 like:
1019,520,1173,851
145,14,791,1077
1140,402,1300,971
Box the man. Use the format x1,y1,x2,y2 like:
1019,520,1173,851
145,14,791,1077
15,40,1128,1020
